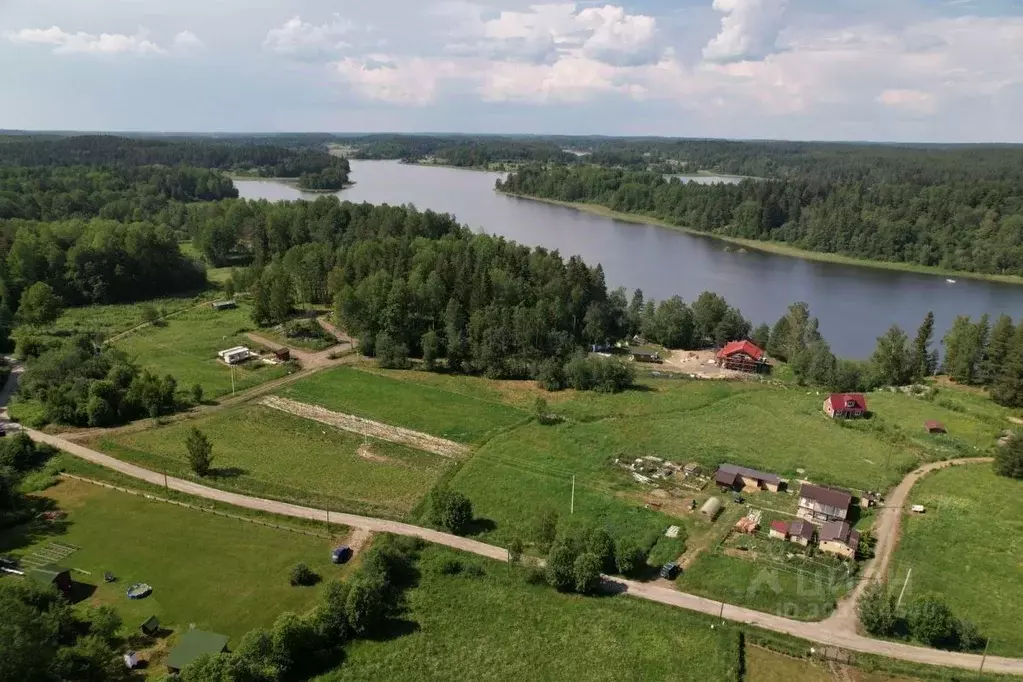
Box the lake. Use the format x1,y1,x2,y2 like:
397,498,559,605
236,160,1023,358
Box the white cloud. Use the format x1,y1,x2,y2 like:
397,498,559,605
4,26,166,55
877,89,937,115
702,0,788,64
173,30,203,51
577,5,658,66
334,55,455,104
262,15,352,59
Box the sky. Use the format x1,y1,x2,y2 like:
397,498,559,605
1,0,1021,141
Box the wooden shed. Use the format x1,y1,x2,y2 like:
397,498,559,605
924,420,947,434
27,564,73,598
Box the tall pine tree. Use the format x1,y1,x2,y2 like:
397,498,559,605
909,311,937,381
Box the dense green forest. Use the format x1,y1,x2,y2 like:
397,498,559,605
0,134,349,182
342,134,577,167
498,165,1023,275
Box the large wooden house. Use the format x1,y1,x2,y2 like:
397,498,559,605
797,483,853,523
715,340,768,373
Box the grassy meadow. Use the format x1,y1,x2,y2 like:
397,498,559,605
889,464,1023,656
91,405,453,518
24,293,213,343
277,367,530,444
318,546,742,681
0,478,336,640
115,303,290,399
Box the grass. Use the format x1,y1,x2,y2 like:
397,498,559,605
115,303,290,399
0,478,337,640
277,366,529,444
889,463,1023,656
317,545,742,681
255,324,337,352
499,192,1023,286
746,646,914,682
90,405,453,518
22,293,213,343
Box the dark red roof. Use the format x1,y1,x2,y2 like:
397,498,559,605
770,520,789,534
828,393,867,411
798,483,853,510
789,519,815,539
716,340,764,361
924,420,946,432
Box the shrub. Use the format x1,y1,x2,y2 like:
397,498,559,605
572,552,602,594
185,427,214,477
289,563,319,587
546,544,576,592
428,489,474,535
536,358,567,391
614,537,646,577
463,563,487,579
437,558,463,575
906,596,959,649
375,332,411,370
857,581,899,637
994,434,1023,479
586,528,616,573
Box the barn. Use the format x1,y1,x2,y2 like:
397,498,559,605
714,463,782,492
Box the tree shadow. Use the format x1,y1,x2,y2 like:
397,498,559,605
211,467,248,479
463,517,497,537
365,618,421,643
597,577,629,596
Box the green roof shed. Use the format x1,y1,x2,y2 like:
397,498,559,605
165,630,230,672
27,564,73,597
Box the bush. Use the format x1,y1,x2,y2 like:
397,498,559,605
463,563,487,579
185,427,214,477
536,358,567,391
614,537,646,576
572,552,602,594
532,507,559,552
857,581,899,637
437,557,463,575
289,563,320,586
375,332,411,370
564,352,634,393
994,434,1023,479
427,489,474,535
546,544,576,592
586,528,616,573
906,596,960,649
957,619,985,652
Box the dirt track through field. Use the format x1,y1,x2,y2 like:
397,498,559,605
259,395,469,458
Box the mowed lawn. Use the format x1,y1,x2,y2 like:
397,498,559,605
319,547,741,681
116,303,289,399
278,367,529,444
92,405,453,518
0,478,336,639
890,464,1023,656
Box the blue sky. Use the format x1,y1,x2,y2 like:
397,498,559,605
1,0,1021,141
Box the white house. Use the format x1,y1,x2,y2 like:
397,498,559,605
218,346,251,365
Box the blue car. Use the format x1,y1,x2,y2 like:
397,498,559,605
331,546,352,564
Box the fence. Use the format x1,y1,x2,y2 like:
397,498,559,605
59,473,334,539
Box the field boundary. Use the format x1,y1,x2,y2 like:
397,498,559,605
260,395,469,458
58,473,335,540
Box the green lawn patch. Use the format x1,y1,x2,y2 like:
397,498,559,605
91,405,452,518
277,367,529,444
115,303,289,399
317,546,741,681
890,464,1023,656
23,294,211,343
0,478,336,639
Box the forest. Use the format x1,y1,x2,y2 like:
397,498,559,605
342,134,577,167
0,134,350,182
498,165,1023,275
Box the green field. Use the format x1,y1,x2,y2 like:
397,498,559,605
278,367,529,444
0,478,336,639
890,464,1023,656
318,546,741,681
92,405,453,518
25,294,212,343
115,303,290,399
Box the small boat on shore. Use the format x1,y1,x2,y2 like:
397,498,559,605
946,278,957,284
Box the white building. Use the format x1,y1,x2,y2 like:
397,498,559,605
218,346,251,365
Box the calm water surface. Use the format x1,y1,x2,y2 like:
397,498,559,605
236,161,1023,357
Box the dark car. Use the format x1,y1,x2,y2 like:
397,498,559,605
331,546,352,564
659,562,680,580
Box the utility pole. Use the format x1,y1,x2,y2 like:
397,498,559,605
231,365,236,396
979,637,991,678
163,471,168,493
571,475,575,514
326,509,330,533
896,567,912,610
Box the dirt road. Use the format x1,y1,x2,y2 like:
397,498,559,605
13,421,1021,675
825,456,993,632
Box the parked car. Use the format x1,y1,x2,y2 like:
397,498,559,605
732,494,745,504
659,562,680,580
331,546,352,564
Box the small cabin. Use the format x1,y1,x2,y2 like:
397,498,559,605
824,393,867,419
769,520,789,540
274,347,291,362
924,420,946,434
210,299,237,311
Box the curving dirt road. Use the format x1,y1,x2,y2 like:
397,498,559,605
12,421,1021,675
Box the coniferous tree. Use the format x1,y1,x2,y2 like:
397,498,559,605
909,311,937,381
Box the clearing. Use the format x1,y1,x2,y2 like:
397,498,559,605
115,302,290,399
0,478,335,639
89,404,453,518
888,464,1023,656
261,395,468,458
277,366,528,444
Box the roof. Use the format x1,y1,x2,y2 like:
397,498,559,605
789,519,815,540
27,564,69,583
820,521,860,550
716,340,765,361
631,350,659,358
219,346,249,355
770,520,789,534
716,463,780,486
799,483,853,510
700,497,723,514
924,420,946,431
141,616,160,631
828,393,867,411
165,630,230,670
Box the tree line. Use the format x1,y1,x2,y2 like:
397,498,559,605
0,134,349,180
341,134,578,167
498,164,1023,276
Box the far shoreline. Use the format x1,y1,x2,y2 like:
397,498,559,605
496,190,1023,286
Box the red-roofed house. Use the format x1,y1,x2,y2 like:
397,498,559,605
824,393,868,419
716,340,768,373
769,520,789,540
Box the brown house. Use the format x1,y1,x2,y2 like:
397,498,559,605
824,393,867,419
715,463,782,492
797,483,853,523
769,520,789,540
787,519,815,547
715,340,768,373
819,521,860,559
